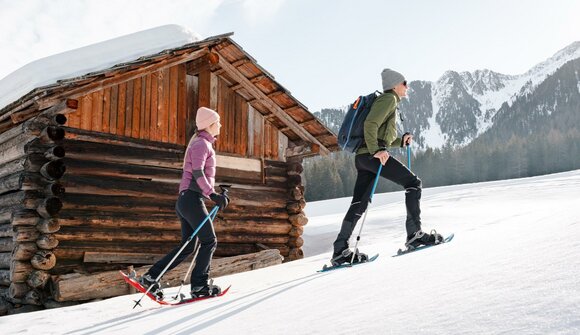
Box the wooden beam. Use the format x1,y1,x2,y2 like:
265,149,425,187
267,91,285,99
213,68,226,76
186,57,209,75
66,98,79,109
0,99,34,120
207,52,220,65
283,105,303,114
232,58,250,67
249,74,266,84
0,119,13,134
51,249,283,302
286,141,321,159
255,243,270,250
216,57,329,155
210,72,218,110
264,113,278,122
216,155,262,172
186,53,218,76
0,102,36,123
8,106,38,124
37,100,77,118
198,69,211,108
299,119,319,127
229,83,244,91
83,252,166,264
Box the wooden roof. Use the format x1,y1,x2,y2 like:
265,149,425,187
0,33,338,154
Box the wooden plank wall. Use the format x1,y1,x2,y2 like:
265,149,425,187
67,66,288,162
216,78,248,156
67,64,188,146
214,76,284,161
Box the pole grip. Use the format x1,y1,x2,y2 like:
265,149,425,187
406,145,411,170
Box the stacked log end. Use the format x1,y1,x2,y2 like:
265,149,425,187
0,103,70,315
285,159,307,261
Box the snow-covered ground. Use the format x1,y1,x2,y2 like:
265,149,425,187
3,170,580,334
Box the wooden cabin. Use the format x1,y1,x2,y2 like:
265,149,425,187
0,31,338,314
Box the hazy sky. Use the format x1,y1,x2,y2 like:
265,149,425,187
1,0,580,111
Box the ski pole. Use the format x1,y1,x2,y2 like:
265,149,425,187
406,144,411,170
133,205,219,308
172,209,218,301
350,162,383,264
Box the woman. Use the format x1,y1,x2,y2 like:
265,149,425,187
139,107,229,299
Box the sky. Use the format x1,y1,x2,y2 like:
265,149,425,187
1,0,580,112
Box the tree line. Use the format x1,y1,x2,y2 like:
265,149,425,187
303,127,580,202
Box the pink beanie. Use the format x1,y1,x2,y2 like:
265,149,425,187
196,107,220,130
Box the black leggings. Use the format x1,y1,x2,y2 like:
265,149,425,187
147,190,217,287
333,153,422,254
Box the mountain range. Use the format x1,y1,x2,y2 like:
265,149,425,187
315,41,580,150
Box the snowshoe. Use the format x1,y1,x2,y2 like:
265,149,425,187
331,248,369,266
405,229,444,250
138,274,164,300
190,279,221,298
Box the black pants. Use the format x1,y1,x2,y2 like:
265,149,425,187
147,190,217,287
333,153,422,255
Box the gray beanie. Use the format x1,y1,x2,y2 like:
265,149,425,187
381,68,405,91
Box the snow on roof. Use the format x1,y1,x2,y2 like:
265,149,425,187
0,24,201,111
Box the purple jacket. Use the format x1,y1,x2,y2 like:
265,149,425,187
179,131,216,198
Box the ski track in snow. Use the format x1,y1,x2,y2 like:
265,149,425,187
3,170,580,335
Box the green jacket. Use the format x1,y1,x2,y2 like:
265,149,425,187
356,90,403,155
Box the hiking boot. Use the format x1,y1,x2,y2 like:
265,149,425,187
138,274,164,300
405,230,444,249
191,280,221,298
331,248,368,266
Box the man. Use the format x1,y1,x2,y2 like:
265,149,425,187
331,68,443,266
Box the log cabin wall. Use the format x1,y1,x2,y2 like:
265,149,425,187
49,60,305,278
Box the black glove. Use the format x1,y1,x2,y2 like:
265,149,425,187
210,192,229,210
401,132,411,147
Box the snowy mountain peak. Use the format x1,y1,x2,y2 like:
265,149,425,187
395,41,580,150
546,40,580,63
438,70,461,83
524,40,580,81
460,69,514,95
437,41,580,102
